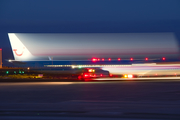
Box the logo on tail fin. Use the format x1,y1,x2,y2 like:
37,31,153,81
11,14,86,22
13,47,25,56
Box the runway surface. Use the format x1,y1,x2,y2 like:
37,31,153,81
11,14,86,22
0,79,180,119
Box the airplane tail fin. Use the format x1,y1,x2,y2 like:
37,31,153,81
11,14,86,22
8,33,34,61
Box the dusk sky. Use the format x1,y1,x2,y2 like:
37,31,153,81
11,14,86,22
0,0,180,65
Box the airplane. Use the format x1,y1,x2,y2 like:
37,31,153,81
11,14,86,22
7,33,180,79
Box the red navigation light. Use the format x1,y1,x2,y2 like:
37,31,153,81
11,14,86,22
102,58,105,61
162,57,166,60
118,58,121,61
130,58,133,61
78,75,82,79
98,58,100,61
110,74,113,77
84,74,89,77
92,58,97,62
145,57,148,61
100,74,103,77
108,58,111,61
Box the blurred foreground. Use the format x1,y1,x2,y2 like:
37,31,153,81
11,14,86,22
0,80,180,119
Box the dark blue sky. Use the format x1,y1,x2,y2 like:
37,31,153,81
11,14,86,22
0,0,180,66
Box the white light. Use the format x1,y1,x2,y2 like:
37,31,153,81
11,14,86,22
128,74,133,78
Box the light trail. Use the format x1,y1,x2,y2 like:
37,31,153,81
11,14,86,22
94,77,180,81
